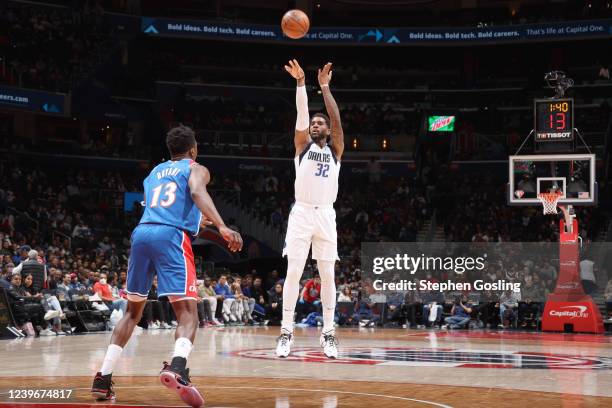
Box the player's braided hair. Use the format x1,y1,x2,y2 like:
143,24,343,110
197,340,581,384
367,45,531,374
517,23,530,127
166,124,196,156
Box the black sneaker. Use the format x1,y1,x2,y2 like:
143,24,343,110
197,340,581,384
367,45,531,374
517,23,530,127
91,372,115,401
159,361,204,408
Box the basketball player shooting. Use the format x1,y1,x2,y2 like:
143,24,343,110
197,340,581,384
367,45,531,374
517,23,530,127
276,59,344,359
90,125,243,407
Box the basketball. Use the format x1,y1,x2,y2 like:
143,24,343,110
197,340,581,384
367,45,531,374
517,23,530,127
281,9,310,39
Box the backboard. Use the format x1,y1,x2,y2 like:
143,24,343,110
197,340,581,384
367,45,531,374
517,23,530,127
508,154,596,206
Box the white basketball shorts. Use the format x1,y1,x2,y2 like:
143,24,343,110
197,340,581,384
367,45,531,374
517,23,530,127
282,202,339,261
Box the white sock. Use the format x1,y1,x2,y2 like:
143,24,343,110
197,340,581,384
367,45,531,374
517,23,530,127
281,257,307,334
172,337,193,359
100,344,123,376
318,260,336,335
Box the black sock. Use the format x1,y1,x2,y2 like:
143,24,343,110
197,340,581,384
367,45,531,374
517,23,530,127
170,356,187,373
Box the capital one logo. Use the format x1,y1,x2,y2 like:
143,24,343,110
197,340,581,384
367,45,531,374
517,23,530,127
549,305,589,319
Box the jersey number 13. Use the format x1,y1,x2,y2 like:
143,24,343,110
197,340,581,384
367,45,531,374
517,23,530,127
150,182,177,208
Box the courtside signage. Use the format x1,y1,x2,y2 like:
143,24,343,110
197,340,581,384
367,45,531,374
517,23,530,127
142,17,612,45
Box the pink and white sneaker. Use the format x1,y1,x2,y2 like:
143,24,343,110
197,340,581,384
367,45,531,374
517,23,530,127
159,362,204,408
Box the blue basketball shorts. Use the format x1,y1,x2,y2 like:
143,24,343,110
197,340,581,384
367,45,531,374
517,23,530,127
126,223,197,302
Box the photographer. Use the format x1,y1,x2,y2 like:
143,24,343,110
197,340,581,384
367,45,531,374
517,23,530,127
443,295,472,330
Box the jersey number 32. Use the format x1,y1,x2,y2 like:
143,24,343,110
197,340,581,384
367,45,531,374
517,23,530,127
314,163,329,178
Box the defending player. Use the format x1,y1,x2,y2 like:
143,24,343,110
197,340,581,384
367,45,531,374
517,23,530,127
91,125,242,407
276,60,344,359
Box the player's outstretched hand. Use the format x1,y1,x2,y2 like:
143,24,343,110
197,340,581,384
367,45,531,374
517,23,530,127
284,59,305,81
219,225,243,252
318,62,332,86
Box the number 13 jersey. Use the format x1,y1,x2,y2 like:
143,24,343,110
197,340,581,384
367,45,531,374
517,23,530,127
139,158,202,236
294,141,340,206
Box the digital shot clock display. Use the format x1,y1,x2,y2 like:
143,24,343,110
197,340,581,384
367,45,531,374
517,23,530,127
534,99,574,142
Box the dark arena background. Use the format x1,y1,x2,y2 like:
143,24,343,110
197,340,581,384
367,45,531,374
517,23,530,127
0,0,611,407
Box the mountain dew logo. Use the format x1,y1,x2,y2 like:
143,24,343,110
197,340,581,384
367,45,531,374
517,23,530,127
428,116,455,132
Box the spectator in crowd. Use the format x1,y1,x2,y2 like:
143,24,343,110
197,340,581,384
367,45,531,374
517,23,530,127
12,249,46,293
337,286,353,302
403,286,422,329
579,254,596,295
6,274,36,335
385,290,406,327
477,289,501,329
519,274,543,328
93,272,127,314
499,290,520,329
0,268,11,289
265,269,280,296
422,289,445,328
195,292,215,327
232,276,254,324
143,276,171,329
199,277,223,325
355,285,386,327
605,277,612,319
215,274,238,323
443,295,472,330
55,273,72,301
266,283,284,325
250,277,268,323
21,273,65,335
297,274,321,322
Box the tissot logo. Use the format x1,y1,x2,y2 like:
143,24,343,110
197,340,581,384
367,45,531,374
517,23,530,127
549,305,589,319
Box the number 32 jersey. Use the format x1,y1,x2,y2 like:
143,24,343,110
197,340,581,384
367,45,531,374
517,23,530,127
294,141,340,206
139,159,202,236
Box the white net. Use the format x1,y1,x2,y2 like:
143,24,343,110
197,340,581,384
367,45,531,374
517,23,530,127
537,192,563,214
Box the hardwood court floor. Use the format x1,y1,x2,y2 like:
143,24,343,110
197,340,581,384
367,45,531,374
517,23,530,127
0,327,611,407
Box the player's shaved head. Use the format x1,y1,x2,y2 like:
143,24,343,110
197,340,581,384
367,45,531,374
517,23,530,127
166,125,197,156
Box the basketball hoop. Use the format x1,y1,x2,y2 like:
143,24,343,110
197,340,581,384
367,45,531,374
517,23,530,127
537,191,563,214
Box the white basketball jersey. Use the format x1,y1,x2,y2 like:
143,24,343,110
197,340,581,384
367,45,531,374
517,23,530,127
294,142,340,205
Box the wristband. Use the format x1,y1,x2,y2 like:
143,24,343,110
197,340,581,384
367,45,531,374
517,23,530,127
320,84,330,88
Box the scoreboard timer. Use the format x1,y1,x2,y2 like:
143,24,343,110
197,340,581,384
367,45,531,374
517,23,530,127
534,99,574,142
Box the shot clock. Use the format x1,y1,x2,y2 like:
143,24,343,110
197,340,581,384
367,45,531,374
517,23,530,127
534,99,574,142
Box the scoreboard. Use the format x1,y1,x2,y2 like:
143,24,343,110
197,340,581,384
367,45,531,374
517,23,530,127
534,99,574,142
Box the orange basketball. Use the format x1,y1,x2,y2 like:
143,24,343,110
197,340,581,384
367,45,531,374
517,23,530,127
281,9,310,39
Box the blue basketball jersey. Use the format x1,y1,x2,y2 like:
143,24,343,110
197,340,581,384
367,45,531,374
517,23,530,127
139,159,202,236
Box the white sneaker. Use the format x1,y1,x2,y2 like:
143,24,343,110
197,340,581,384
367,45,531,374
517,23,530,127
170,320,178,328
150,322,160,330
275,332,293,358
55,330,67,336
161,322,171,329
39,328,55,336
320,332,339,359
44,310,60,320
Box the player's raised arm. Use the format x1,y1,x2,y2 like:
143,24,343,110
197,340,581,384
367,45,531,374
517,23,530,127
285,59,311,155
188,164,243,252
318,62,344,160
